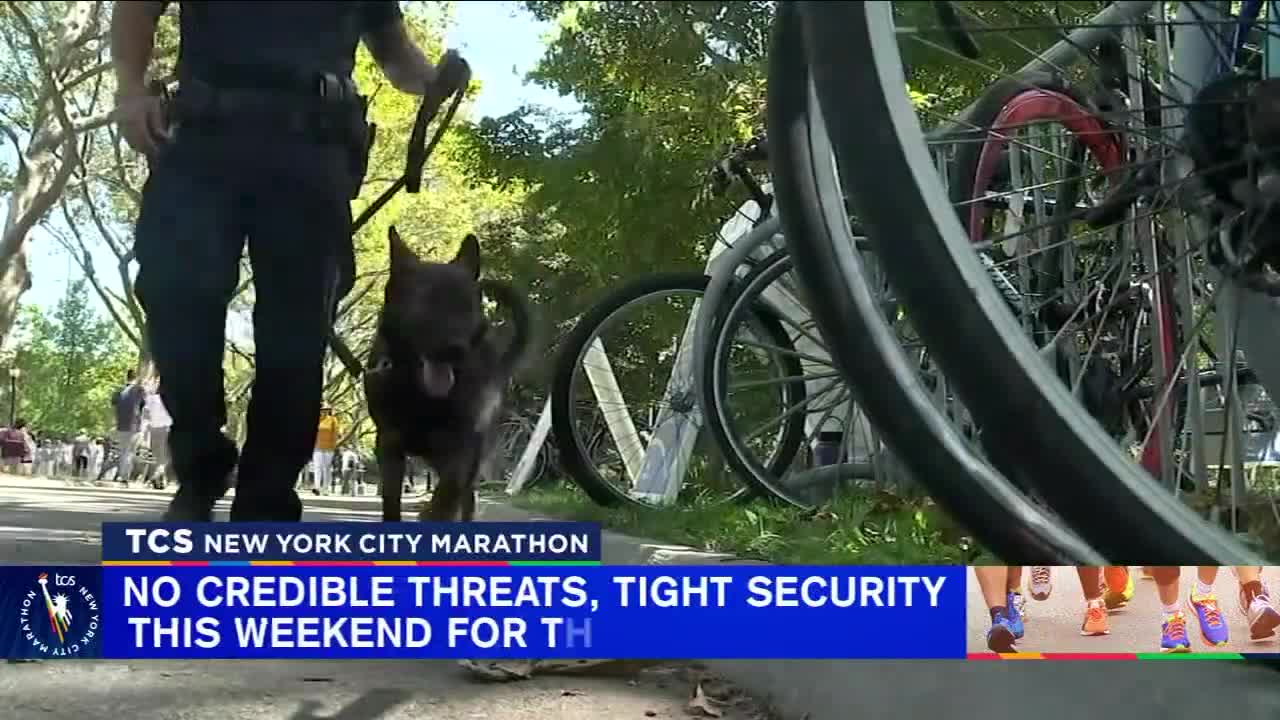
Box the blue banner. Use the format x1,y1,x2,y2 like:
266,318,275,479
0,566,104,660
97,566,965,659
100,522,601,563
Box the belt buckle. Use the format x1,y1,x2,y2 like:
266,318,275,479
317,72,344,101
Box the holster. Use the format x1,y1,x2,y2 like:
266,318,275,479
171,73,374,198
348,95,375,199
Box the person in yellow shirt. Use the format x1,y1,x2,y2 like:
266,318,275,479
312,405,340,495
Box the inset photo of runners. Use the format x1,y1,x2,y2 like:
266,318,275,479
968,567,1280,654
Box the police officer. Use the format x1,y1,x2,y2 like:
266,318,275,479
110,2,466,521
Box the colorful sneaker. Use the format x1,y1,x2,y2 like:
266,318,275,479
1103,566,1134,609
1161,612,1192,653
987,614,1018,653
1029,566,1052,601
1080,598,1109,636
1241,589,1280,640
1189,591,1229,647
1006,592,1026,638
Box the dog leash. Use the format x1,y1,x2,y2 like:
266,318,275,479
329,52,473,379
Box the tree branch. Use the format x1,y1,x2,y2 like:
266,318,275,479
0,2,102,255
51,199,142,347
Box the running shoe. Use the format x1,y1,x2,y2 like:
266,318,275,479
1240,586,1280,640
1103,566,1134,609
1029,566,1052,601
987,614,1018,653
1161,612,1191,653
1189,591,1229,647
1080,598,1109,636
1005,591,1025,639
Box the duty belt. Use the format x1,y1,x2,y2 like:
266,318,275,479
171,71,362,140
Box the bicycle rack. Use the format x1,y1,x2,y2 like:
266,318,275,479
506,193,867,503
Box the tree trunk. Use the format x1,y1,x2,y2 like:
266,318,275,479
136,343,156,382
0,248,32,343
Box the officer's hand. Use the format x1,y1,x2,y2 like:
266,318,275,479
428,50,471,102
114,87,171,157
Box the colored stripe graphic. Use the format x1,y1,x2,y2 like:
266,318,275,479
100,560,602,567
1134,652,1245,660
37,572,67,644
967,653,1137,660
966,652,1274,661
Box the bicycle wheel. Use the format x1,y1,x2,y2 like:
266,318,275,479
947,72,1198,469
700,248,822,507
495,417,552,489
705,247,905,508
792,1,1263,563
765,2,1101,563
550,271,800,508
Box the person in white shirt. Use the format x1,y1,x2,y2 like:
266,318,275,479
71,432,92,478
339,447,360,495
145,379,176,489
90,438,105,479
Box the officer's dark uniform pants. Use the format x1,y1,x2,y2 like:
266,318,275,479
134,131,355,520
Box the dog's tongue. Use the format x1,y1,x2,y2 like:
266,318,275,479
420,360,455,397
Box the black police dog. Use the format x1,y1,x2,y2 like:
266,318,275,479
365,226,532,522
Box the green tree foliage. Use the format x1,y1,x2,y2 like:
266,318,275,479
456,2,1109,327
460,1,773,324
5,278,134,436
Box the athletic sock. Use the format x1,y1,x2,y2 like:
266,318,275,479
1195,580,1214,597
1162,602,1181,616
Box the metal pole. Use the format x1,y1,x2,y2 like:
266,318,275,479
925,1,1159,139
9,375,15,427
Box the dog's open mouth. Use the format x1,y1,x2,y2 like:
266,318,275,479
419,359,455,397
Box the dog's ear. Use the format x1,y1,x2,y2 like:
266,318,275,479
388,225,415,275
452,234,481,280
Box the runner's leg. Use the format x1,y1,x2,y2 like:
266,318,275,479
1103,566,1134,608
1077,567,1109,636
1153,567,1191,652
974,567,1018,652
1004,566,1026,636
1188,566,1229,647
1234,566,1280,639
1029,566,1053,601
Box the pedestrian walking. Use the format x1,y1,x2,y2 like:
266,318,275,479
72,431,92,478
312,405,339,495
102,369,147,484
145,378,176,489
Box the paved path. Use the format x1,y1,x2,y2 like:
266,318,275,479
966,566,1280,653
0,475,759,720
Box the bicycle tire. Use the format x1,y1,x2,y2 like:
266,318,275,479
497,419,553,490
946,72,1192,470
701,248,814,506
551,272,783,507
767,2,1103,563
794,1,1259,564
